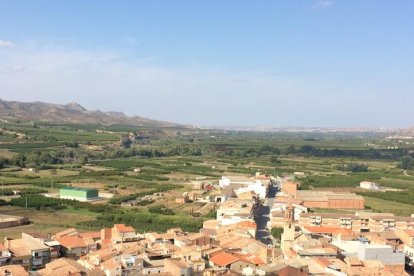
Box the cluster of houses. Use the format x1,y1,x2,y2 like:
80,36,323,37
2,215,414,275
205,174,414,275
0,221,282,275
1,173,414,275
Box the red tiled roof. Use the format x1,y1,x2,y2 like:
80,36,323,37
314,257,332,267
210,252,240,267
56,236,86,249
101,258,121,270
79,231,101,239
304,226,352,235
236,220,257,229
114,224,135,233
54,228,78,238
405,230,414,237
235,253,265,265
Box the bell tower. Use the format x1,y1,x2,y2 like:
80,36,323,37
281,196,295,255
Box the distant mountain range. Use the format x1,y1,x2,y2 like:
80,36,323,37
0,99,183,127
0,99,411,133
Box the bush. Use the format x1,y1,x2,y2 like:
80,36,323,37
271,227,283,240
148,205,175,215
400,156,413,170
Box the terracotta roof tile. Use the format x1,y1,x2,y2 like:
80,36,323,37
0,265,29,276
79,231,101,239
114,224,135,233
39,258,85,276
304,226,352,235
314,257,332,267
210,252,239,267
235,253,265,265
56,236,87,249
54,228,78,238
236,220,257,229
101,258,121,270
405,230,414,237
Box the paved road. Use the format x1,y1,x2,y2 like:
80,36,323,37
255,181,279,245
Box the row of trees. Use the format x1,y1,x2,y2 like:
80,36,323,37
78,210,204,233
294,145,408,159
336,163,368,172
108,183,178,205
9,194,114,212
214,145,281,158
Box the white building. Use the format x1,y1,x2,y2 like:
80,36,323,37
235,186,266,199
332,239,405,265
219,176,257,188
403,245,414,266
219,176,268,198
216,198,252,225
360,181,380,190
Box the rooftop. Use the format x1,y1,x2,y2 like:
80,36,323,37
60,186,97,192
56,236,87,249
210,252,239,266
114,224,135,233
304,226,353,236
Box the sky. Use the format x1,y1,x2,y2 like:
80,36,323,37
0,0,413,127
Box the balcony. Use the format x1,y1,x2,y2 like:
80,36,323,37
0,252,11,258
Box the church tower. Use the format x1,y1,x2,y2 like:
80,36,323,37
281,197,295,256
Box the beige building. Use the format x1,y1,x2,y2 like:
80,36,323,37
164,258,192,276
298,212,414,233
4,234,50,271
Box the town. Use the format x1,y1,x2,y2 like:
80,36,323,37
1,1,414,275
0,171,412,275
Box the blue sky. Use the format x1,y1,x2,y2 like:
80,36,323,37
0,0,413,127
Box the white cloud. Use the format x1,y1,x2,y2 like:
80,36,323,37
0,44,407,127
313,0,335,8
0,39,15,48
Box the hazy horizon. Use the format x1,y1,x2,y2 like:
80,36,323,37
1,1,413,127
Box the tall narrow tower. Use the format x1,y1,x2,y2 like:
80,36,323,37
281,196,295,255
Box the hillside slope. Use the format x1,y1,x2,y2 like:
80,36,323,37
0,99,183,127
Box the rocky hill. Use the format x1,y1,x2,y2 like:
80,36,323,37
0,99,183,127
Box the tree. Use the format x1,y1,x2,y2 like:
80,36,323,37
121,135,133,149
401,156,413,170
12,154,26,167
271,227,284,241
270,155,280,165
336,163,368,172
0,157,8,169
285,145,296,154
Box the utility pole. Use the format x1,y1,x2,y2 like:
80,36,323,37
25,196,28,209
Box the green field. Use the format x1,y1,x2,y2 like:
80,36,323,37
1,119,414,232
